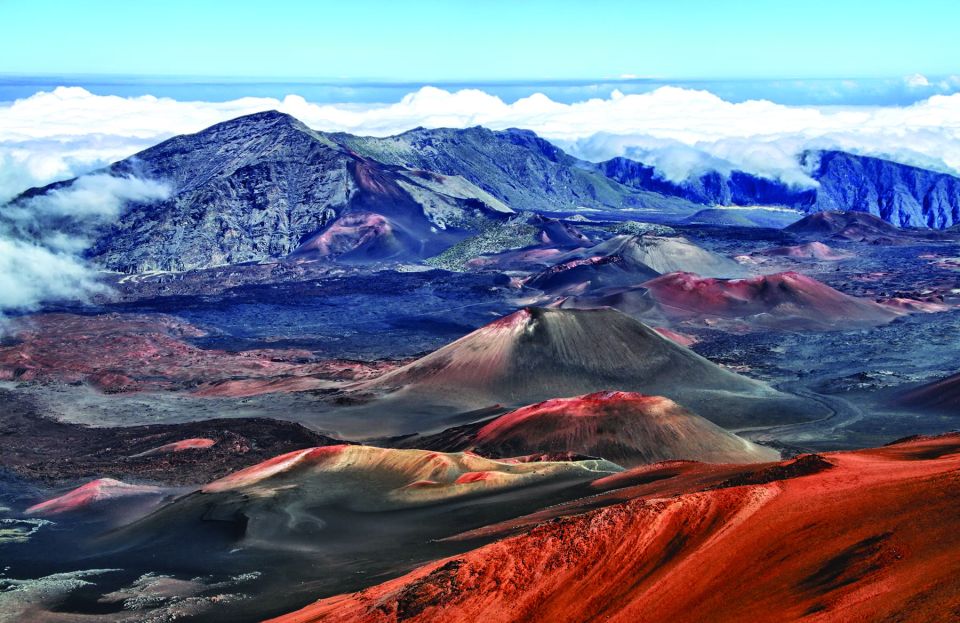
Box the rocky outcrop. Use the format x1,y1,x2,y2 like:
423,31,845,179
805,150,960,228
602,150,960,229
333,126,699,216
12,112,514,271
602,156,815,208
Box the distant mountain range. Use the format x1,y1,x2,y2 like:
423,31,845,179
339,126,960,230
604,150,960,228
10,111,960,271
332,126,699,215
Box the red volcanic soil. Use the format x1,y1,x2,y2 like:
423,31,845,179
466,246,568,271
642,271,903,330
131,438,217,457
293,212,399,258
26,478,164,516
761,241,853,260
880,297,951,314
898,372,960,412
467,392,778,466
0,389,347,486
271,434,960,623
653,327,697,346
785,210,902,243
0,313,395,395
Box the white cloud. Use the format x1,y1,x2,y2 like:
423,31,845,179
1,84,960,315
0,174,170,318
905,73,931,88
3,174,171,255
3,85,960,197
0,238,106,316
0,136,157,203
939,75,960,91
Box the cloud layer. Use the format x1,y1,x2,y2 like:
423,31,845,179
0,174,170,318
1,83,959,315
3,84,960,198
0,237,106,315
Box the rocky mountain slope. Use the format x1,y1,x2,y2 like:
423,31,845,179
602,156,814,208
331,126,700,215
12,114,960,276
808,150,960,228
345,130,960,229
271,434,960,623
603,150,960,229
11,112,515,271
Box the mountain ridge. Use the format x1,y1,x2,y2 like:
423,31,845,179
9,111,960,273
11,111,517,271
602,149,960,228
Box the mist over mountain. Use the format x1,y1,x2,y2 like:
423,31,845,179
6,110,960,278
9,112,520,271
332,126,698,215
6,83,960,209
603,150,960,228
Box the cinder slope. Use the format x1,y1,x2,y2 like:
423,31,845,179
897,372,960,412
555,234,746,279
464,391,779,466
642,271,902,330
785,210,906,243
362,307,821,428
761,241,853,260
112,445,621,552
26,478,165,516
273,434,960,623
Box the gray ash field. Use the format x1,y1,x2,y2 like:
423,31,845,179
104,268,518,358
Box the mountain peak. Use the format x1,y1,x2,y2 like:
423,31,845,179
236,109,295,122
363,306,819,429
199,109,309,135
469,391,780,466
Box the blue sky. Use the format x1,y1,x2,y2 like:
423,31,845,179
1,0,959,315
2,0,958,82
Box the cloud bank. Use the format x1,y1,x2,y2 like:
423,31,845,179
3,84,960,199
0,238,106,316
1,83,960,314
0,174,170,318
